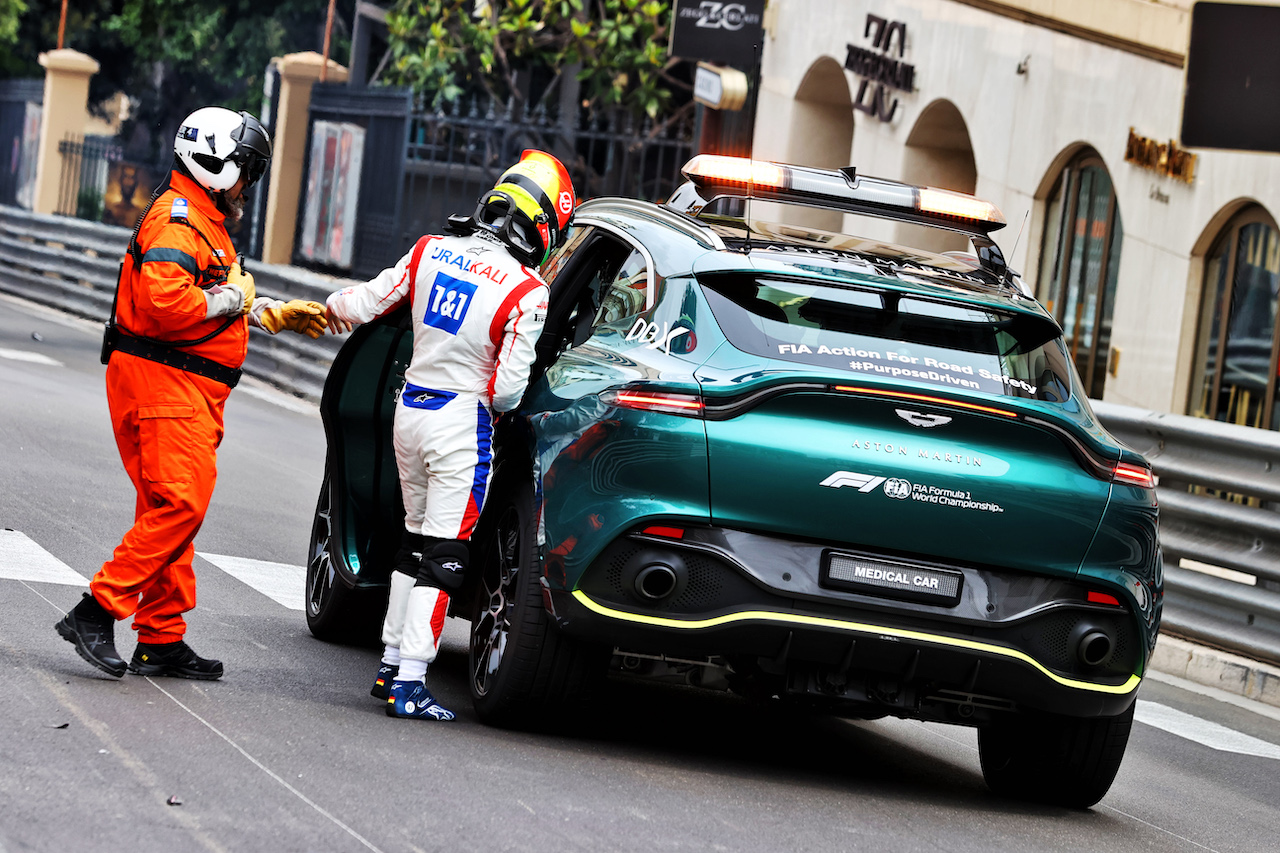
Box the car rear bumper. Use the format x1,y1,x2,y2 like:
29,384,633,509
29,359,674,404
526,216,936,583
546,526,1151,719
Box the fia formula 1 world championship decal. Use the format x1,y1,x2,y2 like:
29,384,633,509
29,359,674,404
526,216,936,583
821,470,1005,513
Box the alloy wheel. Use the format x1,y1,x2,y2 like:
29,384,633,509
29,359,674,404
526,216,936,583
471,506,520,697
307,482,335,618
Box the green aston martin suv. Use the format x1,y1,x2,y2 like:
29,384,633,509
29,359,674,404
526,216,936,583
306,156,1161,808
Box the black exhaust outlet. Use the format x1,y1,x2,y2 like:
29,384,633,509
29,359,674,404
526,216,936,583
1072,625,1114,667
635,564,679,600
623,548,688,603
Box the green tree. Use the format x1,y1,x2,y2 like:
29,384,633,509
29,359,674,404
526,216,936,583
0,0,26,47
1,1,348,160
386,0,683,119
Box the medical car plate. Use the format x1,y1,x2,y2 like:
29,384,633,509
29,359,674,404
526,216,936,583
824,552,962,605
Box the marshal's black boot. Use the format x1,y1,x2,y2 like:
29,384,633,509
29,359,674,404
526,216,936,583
55,592,126,678
129,640,224,680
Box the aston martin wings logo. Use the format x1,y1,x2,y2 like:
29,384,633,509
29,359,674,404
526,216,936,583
820,471,886,492
895,409,953,428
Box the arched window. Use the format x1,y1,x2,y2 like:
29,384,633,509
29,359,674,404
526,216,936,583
898,99,976,255
1036,152,1122,399
785,57,853,233
1188,207,1280,428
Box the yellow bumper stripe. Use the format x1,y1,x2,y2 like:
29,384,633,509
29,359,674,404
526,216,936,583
570,590,1141,696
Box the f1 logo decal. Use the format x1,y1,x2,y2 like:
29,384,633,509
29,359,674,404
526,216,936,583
820,471,886,492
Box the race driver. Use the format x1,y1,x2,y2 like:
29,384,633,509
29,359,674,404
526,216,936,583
325,150,576,721
56,107,329,680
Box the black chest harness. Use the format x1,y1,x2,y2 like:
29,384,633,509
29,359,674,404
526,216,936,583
101,172,243,388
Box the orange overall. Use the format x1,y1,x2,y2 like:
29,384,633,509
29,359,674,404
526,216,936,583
90,172,246,643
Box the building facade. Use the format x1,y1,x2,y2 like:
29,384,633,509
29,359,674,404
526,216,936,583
753,0,1280,429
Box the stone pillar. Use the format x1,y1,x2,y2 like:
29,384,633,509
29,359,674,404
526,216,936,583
31,49,99,216
261,51,349,265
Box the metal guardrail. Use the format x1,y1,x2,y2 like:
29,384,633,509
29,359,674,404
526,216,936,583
0,204,355,402
1094,400,1280,666
4,205,1278,666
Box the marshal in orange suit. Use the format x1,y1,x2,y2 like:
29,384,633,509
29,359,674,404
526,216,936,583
56,107,329,680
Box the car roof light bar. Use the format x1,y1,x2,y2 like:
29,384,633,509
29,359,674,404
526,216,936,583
681,155,787,189
674,156,1007,236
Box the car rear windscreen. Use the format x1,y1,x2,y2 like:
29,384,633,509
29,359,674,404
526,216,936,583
700,276,1076,403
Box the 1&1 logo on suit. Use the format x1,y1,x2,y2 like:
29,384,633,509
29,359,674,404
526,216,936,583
423,272,478,335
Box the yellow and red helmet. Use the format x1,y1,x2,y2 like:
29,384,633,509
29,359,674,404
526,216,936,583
475,150,576,266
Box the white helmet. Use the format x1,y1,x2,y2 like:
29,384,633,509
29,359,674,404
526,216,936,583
174,106,273,193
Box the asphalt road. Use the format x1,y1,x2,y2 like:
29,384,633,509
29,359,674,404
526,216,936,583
2,292,1279,853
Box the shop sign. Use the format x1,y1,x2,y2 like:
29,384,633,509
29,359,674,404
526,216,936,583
670,0,766,69
693,62,750,111
1124,128,1197,184
844,14,915,123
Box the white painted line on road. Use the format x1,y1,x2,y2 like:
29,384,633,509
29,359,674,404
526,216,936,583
0,530,87,586
0,347,62,367
199,552,305,611
1136,700,1280,760
146,679,386,853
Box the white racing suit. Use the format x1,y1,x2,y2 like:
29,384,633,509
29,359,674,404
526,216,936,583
327,230,549,672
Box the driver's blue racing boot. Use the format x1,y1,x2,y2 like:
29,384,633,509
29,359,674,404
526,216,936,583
386,680,456,721
370,663,398,700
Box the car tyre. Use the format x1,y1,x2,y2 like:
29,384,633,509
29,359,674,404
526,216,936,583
469,477,607,728
305,468,385,646
978,701,1135,809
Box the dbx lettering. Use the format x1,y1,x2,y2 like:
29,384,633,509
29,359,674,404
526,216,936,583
625,317,690,354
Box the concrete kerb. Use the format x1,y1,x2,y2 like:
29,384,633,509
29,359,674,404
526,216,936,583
1150,633,1280,708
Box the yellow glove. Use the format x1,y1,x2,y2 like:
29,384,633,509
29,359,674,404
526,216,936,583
227,261,256,313
259,300,330,338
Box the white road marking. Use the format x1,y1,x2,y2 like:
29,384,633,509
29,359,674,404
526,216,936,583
198,553,305,611
1136,700,1280,760
0,530,87,585
0,347,62,367
146,679,386,853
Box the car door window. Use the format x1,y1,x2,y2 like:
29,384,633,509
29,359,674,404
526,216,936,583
557,238,634,349
540,225,592,287
593,249,649,328
532,230,635,374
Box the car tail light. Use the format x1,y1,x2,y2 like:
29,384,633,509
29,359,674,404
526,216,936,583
1111,461,1155,489
642,525,685,539
1087,591,1123,606
600,389,705,417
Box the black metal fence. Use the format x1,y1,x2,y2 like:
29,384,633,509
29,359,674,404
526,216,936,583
296,85,695,279
400,96,695,255
56,135,261,241
56,135,123,221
